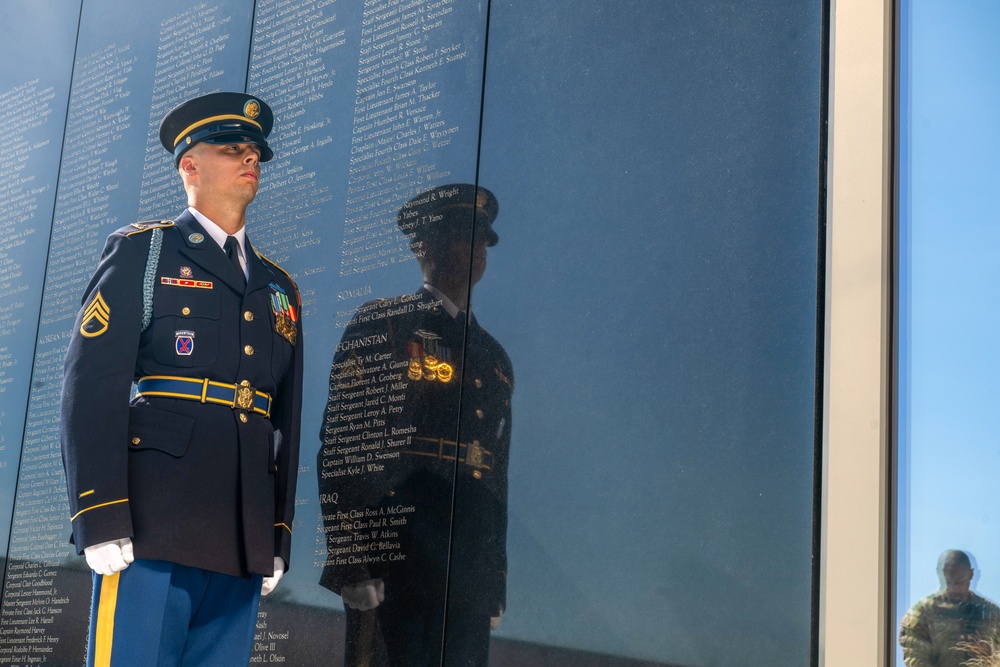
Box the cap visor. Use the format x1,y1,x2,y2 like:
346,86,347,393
201,132,273,161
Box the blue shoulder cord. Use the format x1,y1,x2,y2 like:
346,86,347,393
140,228,163,332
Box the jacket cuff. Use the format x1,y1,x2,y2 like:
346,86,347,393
71,499,133,553
275,522,293,571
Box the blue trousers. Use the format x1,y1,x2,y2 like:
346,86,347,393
87,559,262,667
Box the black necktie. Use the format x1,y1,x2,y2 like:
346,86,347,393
224,236,246,286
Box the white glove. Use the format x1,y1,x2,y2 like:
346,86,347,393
491,604,504,631
84,538,134,576
261,557,285,596
341,578,385,610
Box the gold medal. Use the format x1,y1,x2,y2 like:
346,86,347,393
275,313,297,345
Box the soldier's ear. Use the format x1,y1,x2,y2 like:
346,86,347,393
179,152,198,175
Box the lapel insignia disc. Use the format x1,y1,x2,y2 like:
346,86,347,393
268,283,298,346
180,266,193,278
188,233,204,244
175,330,195,356
80,291,111,338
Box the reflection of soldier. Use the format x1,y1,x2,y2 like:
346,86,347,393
318,184,512,666
899,550,1000,667
61,93,303,665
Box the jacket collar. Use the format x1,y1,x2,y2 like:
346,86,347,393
172,210,277,294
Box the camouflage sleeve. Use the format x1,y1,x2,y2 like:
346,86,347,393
899,607,936,667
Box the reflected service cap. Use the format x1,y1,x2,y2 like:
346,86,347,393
397,184,500,247
159,92,274,166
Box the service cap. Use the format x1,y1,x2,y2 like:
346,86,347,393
397,184,499,247
159,92,274,166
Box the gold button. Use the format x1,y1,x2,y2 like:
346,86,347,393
472,439,480,447
181,307,191,316
239,413,248,423
244,311,254,321
473,470,482,479
474,378,483,388
475,409,484,419
244,345,254,355
131,437,140,445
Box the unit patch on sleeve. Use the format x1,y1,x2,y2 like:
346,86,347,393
269,283,298,346
80,291,111,338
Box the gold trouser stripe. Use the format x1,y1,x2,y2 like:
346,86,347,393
94,572,120,667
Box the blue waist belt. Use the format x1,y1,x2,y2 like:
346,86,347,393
405,436,493,473
135,376,272,418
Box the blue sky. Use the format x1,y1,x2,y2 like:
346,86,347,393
899,0,1000,630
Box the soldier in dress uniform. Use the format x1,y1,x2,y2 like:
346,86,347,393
899,550,1000,667
318,184,512,666
60,92,303,667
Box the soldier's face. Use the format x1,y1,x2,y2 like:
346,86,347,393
184,142,261,203
430,236,487,286
943,564,974,592
468,235,488,286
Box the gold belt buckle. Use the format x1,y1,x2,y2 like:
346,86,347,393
234,380,256,411
467,442,484,468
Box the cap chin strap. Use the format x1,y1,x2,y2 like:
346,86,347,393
173,123,273,165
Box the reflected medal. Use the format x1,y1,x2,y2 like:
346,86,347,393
407,341,423,381
411,330,454,383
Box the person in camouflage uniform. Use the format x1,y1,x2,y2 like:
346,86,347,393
899,550,1000,667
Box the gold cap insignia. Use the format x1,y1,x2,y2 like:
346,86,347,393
243,99,261,120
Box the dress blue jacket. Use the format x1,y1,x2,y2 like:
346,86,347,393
61,210,303,578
